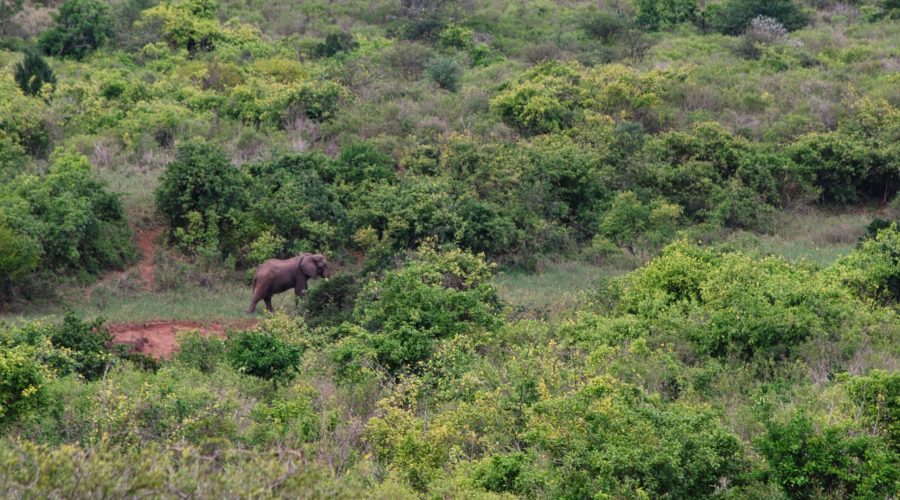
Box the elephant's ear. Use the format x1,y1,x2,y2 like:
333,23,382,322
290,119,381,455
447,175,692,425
299,255,318,278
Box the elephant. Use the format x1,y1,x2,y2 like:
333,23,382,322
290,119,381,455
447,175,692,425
248,253,330,313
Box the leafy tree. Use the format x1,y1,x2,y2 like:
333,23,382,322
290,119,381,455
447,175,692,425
48,312,114,380
1,150,134,276
708,0,809,35
831,225,900,305
314,32,358,58
635,0,699,30
13,50,56,97
524,376,746,498
426,55,462,92
351,245,502,370
39,0,115,58
156,140,247,253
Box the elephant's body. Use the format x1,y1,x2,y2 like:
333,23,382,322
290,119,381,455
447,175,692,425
249,253,329,313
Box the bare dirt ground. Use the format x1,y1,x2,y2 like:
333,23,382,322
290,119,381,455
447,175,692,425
108,319,255,359
103,227,257,359
136,227,163,290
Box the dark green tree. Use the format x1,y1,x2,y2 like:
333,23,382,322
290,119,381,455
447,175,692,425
38,0,115,58
708,0,809,35
13,49,56,97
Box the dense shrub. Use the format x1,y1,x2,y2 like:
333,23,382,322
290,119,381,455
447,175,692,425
226,329,302,383
13,50,56,97
708,0,809,35
174,330,226,373
635,0,699,30
350,245,502,370
48,312,114,380
426,55,462,92
618,240,861,359
847,371,900,451
0,150,133,280
758,412,898,498
582,11,630,43
155,140,246,254
0,345,47,425
831,225,900,305
38,0,115,58
523,376,746,498
314,32,358,58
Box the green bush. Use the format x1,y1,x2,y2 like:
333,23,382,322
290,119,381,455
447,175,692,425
757,412,899,498
635,0,699,30
847,371,900,451
831,225,900,305
426,55,462,92
0,345,48,425
226,329,302,383
174,330,226,373
156,140,246,255
523,376,746,498
0,150,133,278
618,240,861,359
48,312,114,380
38,0,115,58
314,32,358,58
301,274,360,327
13,50,56,97
707,0,809,35
582,11,630,43
351,245,502,370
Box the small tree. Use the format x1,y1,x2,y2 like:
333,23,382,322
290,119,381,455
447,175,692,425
426,55,462,92
38,0,115,58
14,50,56,97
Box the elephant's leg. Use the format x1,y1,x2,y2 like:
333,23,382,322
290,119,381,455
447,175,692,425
264,296,274,313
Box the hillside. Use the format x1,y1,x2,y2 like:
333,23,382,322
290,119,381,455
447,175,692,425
1,0,899,497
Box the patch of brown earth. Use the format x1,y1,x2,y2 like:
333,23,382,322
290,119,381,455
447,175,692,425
136,227,163,290
109,319,256,359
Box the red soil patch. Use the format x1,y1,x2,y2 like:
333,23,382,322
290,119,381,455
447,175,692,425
109,319,256,359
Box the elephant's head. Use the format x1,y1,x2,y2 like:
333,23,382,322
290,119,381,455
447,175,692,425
299,253,331,280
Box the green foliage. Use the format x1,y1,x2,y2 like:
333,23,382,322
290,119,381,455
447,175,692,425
0,150,133,282
491,61,676,135
155,140,246,255
847,371,900,451
314,32,359,58
523,376,745,498
13,50,56,98
226,316,306,383
708,0,809,35
618,240,862,359
48,312,114,380
635,0,699,30
426,55,462,92
757,412,899,498
600,191,682,254
301,274,360,326
38,0,115,58
351,244,502,370
250,382,319,445
582,11,630,43
226,329,301,383
0,345,47,425
831,225,900,305
174,330,226,373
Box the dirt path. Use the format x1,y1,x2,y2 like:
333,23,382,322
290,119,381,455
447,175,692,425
109,319,256,359
136,227,163,290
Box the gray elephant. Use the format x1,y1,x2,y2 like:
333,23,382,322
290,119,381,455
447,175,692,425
248,253,330,313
